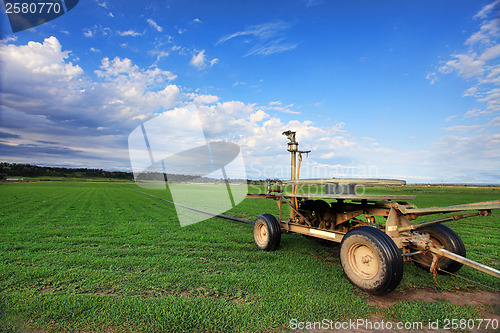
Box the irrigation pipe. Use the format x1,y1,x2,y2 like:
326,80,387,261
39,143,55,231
129,188,255,225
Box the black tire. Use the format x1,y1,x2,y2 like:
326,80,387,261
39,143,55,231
253,213,281,251
340,227,403,295
412,224,465,274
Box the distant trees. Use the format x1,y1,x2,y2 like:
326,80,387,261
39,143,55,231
0,162,256,183
0,162,133,180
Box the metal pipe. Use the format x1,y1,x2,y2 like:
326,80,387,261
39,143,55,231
401,251,424,257
429,248,500,279
290,151,296,219
398,213,479,232
130,189,255,225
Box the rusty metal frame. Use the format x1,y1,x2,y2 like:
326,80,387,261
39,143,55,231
245,130,500,281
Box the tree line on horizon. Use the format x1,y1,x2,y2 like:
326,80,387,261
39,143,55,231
0,162,133,180
0,162,267,184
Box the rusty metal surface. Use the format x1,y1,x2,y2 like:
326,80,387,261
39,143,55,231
398,200,500,215
247,130,500,285
398,213,480,232
428,247,500,279
280,221,345,242
273,192,417,201
282,178,407,186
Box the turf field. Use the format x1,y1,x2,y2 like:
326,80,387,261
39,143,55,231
0,181,498,332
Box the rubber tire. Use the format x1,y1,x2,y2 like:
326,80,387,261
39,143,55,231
253,213,281,251
340,227,403,295
412,224,466,274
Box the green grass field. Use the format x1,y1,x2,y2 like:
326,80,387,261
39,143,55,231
0,182,499,332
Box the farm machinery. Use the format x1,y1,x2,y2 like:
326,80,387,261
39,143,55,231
246,130,500,294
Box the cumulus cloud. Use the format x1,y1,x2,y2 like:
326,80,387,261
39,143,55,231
249,110,269,123
189,50,218,70
0,37,184,169
0,36,83,96
1,35,498,183
187,93,219,104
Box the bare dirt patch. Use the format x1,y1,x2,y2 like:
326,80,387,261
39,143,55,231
364,287,499,309
306,288,499,333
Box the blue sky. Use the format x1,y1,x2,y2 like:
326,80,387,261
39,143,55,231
1,0,499,183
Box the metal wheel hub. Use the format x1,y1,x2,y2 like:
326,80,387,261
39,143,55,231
255,223,269,246
348,244,379,279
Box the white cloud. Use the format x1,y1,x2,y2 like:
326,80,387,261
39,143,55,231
431,132,500,182
189,50,218,70
424,1,500,183
0,36,17,44
425,72,438,85
95,57,179,112
147,18,163,32
187,93,219,104
443,124,483,133
1,36,498,183
0,36,83,85
246,39,298,57
118,30,143,37
83,25,111,38
439,53,484,78
473,0,499,20
0,37,183,169
90,47,101,53
217,21,298,57
435,2,500,119
232,81,246,87
83,29,93,37
303,0,324,7
149,50,169,63
249,110,269,123
190,50,206,69
263,100,300,114
218,21,291,44
96,1,107,8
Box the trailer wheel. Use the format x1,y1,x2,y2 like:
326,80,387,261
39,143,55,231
340,227,403,294
412,224,465,274
254,213,281,251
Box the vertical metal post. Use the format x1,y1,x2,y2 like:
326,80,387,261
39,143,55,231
283,130,299,220
290,150,296,219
